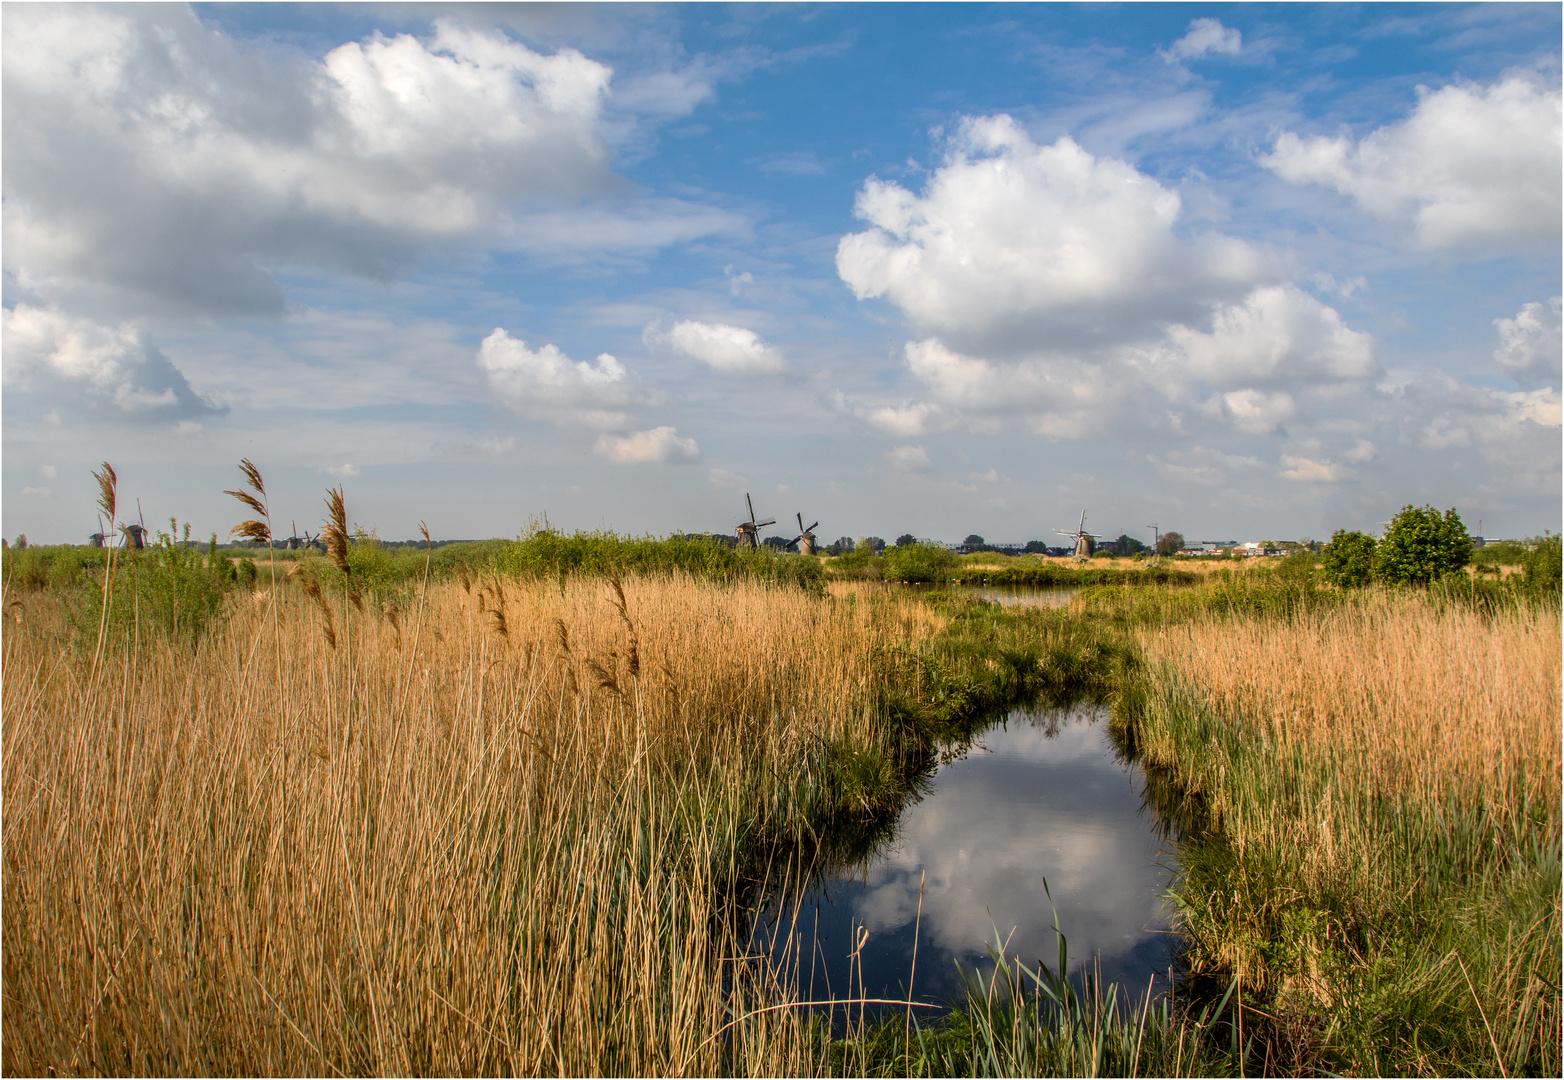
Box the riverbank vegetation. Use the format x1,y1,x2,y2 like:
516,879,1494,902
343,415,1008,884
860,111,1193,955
3,571,950,1074
1124,591,1560,1075
4,485,1557,1076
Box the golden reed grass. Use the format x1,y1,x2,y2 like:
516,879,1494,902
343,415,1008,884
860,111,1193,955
1132,590,1561,1067
3,574,939,1075
1138,593,1560,850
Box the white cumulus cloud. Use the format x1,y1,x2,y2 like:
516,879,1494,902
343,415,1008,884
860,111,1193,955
1262,73,1562,249
659,320,787,374
836,114,1267,354
860,402,941,437
1160,285,1378,389
595,426,700,464
830,117,1382,446
1494,297,1562,388
477,328,636,429
1,304,223,420
1163,18,1242,62
1,7,733,317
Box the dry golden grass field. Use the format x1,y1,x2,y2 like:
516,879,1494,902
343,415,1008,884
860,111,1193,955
3,574,945,1075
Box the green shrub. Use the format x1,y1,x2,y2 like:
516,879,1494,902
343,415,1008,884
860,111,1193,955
881,541,958,583
1521,533,1562,591
1321,529,1377,587
1375,505,1471,586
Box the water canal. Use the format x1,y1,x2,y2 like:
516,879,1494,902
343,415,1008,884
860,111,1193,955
751,700,1179,1012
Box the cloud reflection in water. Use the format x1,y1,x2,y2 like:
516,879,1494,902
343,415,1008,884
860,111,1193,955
766,704,1177,1004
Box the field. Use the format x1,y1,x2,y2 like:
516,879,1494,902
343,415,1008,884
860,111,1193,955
3,529,1558,1076
4,570,951,1074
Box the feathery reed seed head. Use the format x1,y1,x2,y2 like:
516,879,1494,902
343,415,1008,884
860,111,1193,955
92,462,117,522
238,457,266,496
322,487,350,575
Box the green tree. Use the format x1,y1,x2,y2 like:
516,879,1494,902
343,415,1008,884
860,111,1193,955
1321,529,1377,587
882,541,957,582
1375,505,1472,586
964,534,985,548
895,533,917,547
1156,531,1184,556
1521,532,1562,591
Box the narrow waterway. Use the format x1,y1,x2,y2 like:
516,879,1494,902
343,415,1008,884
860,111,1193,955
961,584,1078,609
752,702,1178,1010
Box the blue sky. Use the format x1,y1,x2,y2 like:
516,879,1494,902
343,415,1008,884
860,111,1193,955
4,3,1559,546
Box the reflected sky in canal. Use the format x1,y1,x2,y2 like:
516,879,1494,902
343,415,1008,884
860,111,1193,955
755,704,1177,1006
963,586,1078,609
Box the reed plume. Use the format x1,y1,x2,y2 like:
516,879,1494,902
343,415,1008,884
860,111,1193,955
609,572,641,679
322,487,350,576
288,562,336,649
88,462,118,678
93,462,116,523
224,459,272,547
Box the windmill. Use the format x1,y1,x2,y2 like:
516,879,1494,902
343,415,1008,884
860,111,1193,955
88,514,108,548
788,512,820,555
1056,509,1101,561
735,493,775,550
119,499,148,550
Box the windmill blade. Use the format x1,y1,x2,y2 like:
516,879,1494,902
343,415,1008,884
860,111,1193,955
756,518,777,529
805,521,818,534
797,512,805,533
745,493,757,525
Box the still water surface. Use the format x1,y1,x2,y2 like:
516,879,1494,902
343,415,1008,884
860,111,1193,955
961,585,1078,609
752,703,1177,1008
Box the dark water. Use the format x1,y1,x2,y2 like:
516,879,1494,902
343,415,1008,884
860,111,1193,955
962,585,1078,609
751,703,1177,1009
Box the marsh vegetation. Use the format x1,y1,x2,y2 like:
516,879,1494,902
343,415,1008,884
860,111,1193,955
3,483,1558,1076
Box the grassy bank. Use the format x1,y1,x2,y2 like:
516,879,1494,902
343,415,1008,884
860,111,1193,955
1119,589,1561,1075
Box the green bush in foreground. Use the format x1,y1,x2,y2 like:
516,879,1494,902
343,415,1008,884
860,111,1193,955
1375,504,1471,586
1320,529,1377,588
881,541,959,583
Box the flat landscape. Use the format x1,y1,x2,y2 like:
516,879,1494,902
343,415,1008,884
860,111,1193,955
4,5,1559,1076
4,506,1558,1076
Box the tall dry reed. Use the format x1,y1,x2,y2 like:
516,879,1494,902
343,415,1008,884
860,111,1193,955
3,573,938,1075
1131,591,1560,1073
1138,593,1560,871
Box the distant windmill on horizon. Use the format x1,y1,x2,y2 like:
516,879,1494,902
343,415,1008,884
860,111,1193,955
788,512,819,555
1056,509,1101,561
735,493,775,550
